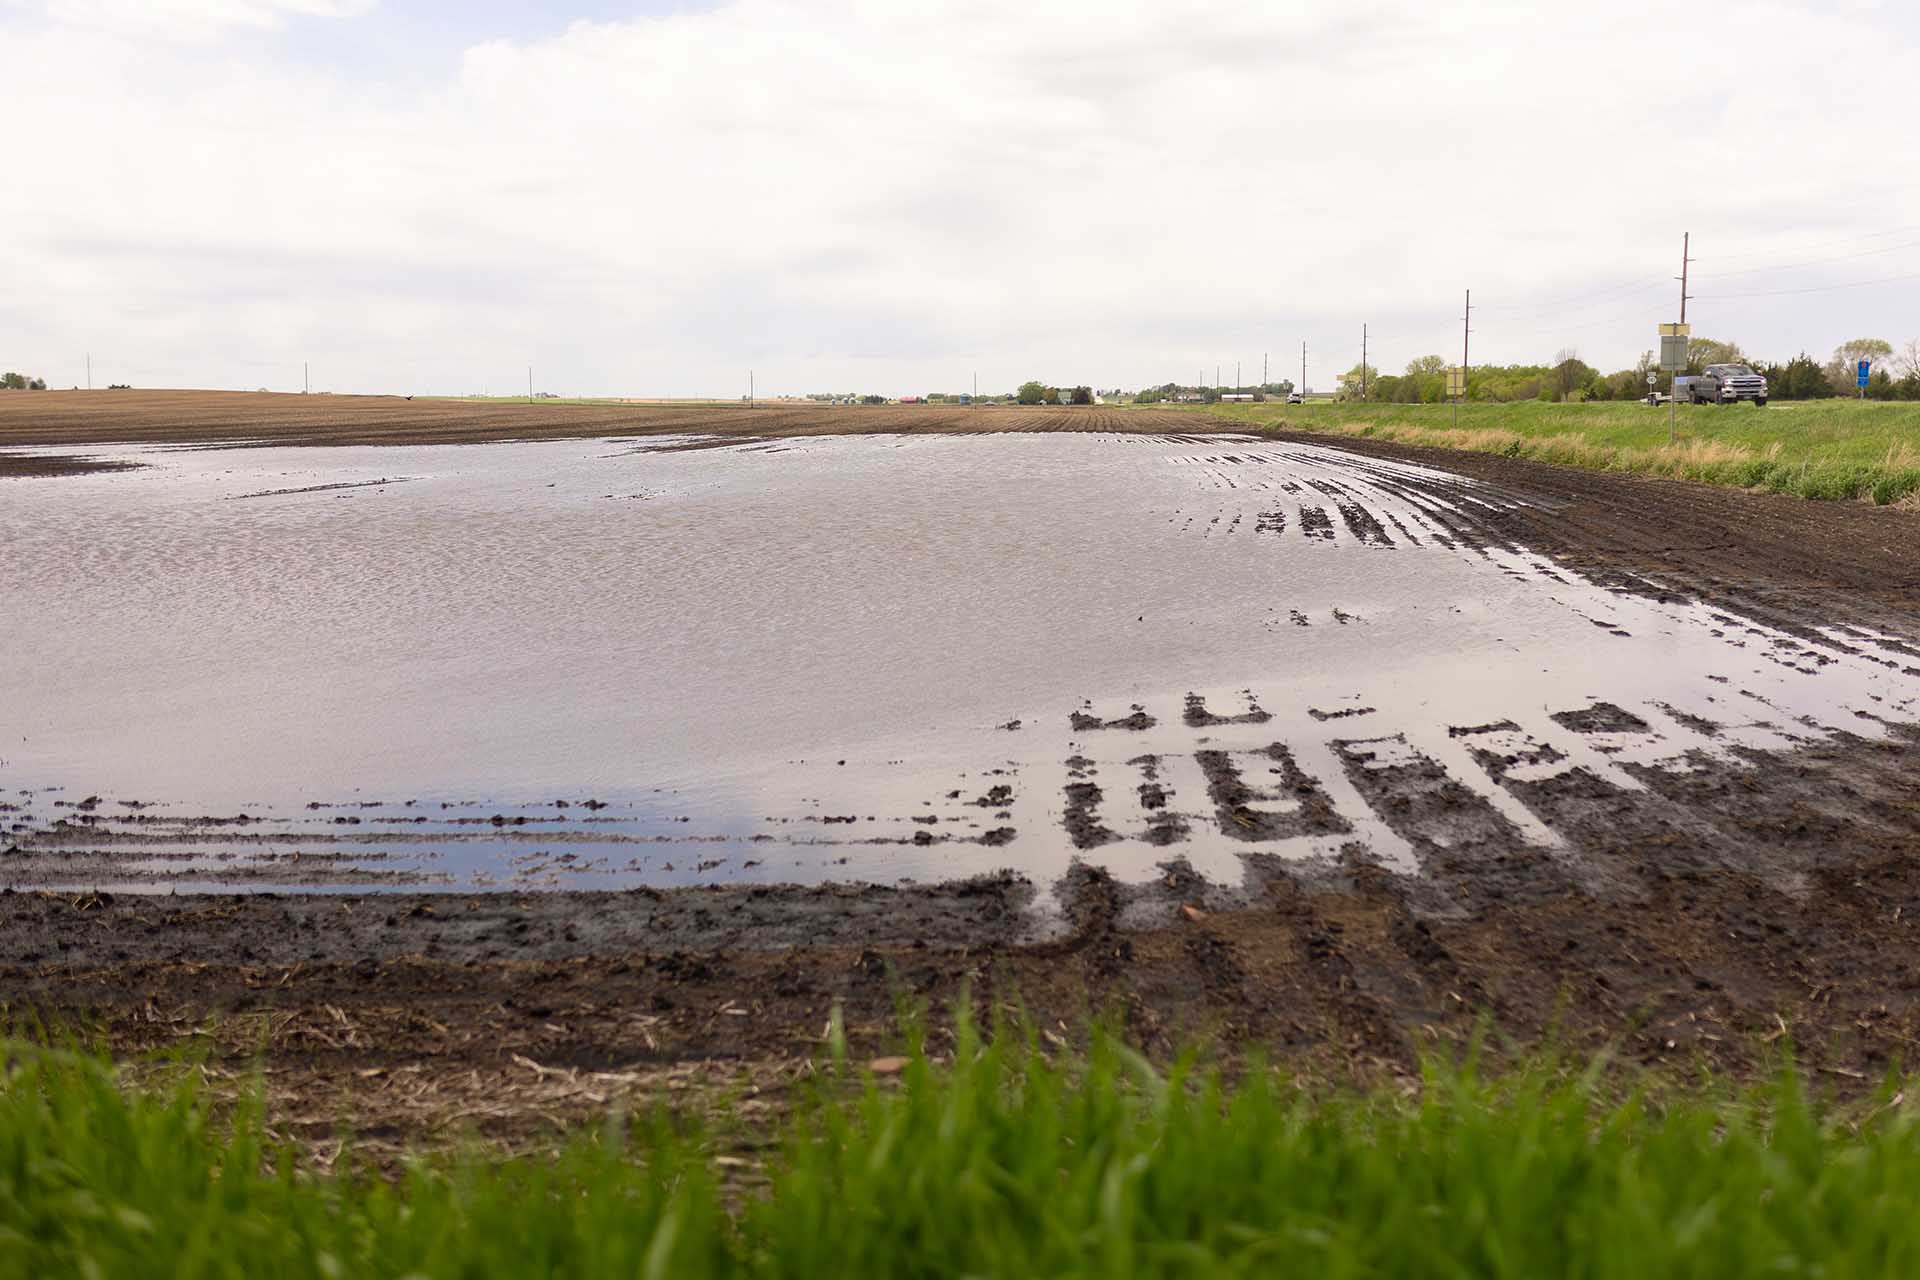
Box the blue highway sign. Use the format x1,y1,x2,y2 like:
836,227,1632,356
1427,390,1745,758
1858,360,1872,387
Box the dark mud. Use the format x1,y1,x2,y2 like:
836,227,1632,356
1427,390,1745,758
0,873,1035,970
1071,704,1156,732
7,726,1918,1149
1260,428,1920,625
1183,691,1272,728
0,389,1198,449
0,451,145,478
1195,745,1349,843
6,411,1920,1142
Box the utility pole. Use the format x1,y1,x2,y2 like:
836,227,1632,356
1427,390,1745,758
86,353,91,391
304,362,309,395
1463,289,1472,377
1262,352,1267,389
1236,361,1241,391
527,366,533,404
1678,231,1693,326
749,369,754,407
1456,290,1474,429
1361,324,1367,401
1301,341,1306,399
1669,234,1695,442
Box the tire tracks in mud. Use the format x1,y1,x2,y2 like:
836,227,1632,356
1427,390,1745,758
1258,429,1920,632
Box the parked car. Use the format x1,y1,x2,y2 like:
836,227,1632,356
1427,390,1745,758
1673,364,1768,406
1285,391,1304,404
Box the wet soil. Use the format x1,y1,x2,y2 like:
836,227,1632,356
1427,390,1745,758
6,400,1920,1144
0,451,145,477
1259,428,1920,622
7,725,1918,1146
0,389,1194,449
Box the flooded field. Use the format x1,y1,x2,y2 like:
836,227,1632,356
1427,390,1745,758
4,432,1917,902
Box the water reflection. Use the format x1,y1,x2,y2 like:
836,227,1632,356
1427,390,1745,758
2,433,1914,891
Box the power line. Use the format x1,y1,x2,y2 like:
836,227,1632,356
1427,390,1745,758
1470,274,1670,316
1475,223,1920,318
1695,223,1920,264
1695,267,1920,300
1700,235,1920,279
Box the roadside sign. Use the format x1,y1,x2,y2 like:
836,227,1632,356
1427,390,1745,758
1659,322,1692,338
1658,334,1689,371
1858,359,1872,388
1445,367,1465,397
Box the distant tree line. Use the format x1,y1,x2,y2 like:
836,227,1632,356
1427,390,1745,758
1015,381,1094,405
1336,337,1920,403
1,371,48,390
1132,381,1294,404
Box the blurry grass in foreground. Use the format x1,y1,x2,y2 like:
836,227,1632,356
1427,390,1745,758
5,1024,1920,1278
1199,400,1920,505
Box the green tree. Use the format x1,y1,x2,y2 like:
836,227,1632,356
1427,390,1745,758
1826,338,1894,394
1551,350,1596,401
1069,386,1092,405
1016,380,1046,405
1756,353,1832,400
1339,363,1380,399
1687,337,1745,370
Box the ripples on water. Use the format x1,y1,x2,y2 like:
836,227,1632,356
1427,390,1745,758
2,433,1915,892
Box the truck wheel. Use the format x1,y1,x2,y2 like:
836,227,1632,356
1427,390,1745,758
1756,398,1767,407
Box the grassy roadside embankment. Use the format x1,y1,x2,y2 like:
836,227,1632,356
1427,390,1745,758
1199,399,1920,505
7,1025,1920,1278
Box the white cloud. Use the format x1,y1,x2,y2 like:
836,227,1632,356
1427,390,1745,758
4,0,1919,394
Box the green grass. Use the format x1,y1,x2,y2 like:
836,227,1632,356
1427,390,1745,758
1194,399,1920,505
7,1026,1920,1278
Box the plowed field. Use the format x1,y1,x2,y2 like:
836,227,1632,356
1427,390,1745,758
4,399,1919,1146
0,388,1183,450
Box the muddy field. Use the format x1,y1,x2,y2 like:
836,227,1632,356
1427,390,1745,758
0,388,1181,449
4,393,1919,1143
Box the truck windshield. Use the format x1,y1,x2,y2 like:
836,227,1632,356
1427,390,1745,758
1712,365,1756,377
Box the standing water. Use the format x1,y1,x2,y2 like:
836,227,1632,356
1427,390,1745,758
3,433,1915,892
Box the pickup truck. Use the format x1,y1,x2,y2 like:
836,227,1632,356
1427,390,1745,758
1673,364,1768,406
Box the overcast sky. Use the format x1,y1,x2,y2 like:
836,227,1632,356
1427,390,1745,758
5,0,1919,396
